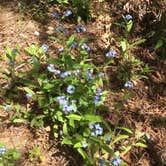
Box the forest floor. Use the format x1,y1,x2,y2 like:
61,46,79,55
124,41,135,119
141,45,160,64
0,1,165,166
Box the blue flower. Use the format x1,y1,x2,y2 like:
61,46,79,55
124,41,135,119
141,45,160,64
26,93,32,99
12,48,18,54
55,27,68,34
105,136,111,144
81,142,87,148
41,44,49,53
57,96,68,105
47,64,56,72
8,61,15,66
53,12,59,18
96,88,102,96
81,43,91,52
4,105,11,111
90,123,103,136
125,14,133,21
67,85,75,94
54,69,61,75
110,156,122,166
85,69,94,82
62,104,76,114
145,133,151,140
76,26,86,33
59,47,64,52
0,146,7,155
94,95,101,105
124,81,133,88
99,160,106,166
71,41,77,49
98,72,104,78
105,50,116,58
73,69,80,76
60,71,71,78
64,10,72,17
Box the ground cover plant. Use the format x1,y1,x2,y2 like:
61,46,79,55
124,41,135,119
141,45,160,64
0,0,165,166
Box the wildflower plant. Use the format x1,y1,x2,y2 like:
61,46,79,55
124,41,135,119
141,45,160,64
1,26,148,165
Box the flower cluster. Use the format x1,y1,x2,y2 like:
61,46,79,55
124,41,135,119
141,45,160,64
57,96,77,114
55,26,68,34
110,156,122,166
125,14,133,21
0,146,7,155
81,43,91,52
94,88,103,105
71,41,77,49
41,44,49,53
47,64,61,75
76,26,86,33
4,104,11,111
64,10,72,17
89,123,103,136
105,50,116,58
85,69,94,82
67,85,75,94
124,81,133,88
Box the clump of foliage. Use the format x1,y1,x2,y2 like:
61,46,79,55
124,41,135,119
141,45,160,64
1,13,150,166
0,143,21,166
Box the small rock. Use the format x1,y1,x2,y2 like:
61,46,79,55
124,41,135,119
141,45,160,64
34,31,40,36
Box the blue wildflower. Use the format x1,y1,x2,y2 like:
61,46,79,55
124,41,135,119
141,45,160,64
96,88,102,96
125,14,133,21
76,26,86,33
64,10,72,17
98,72,104,78
71,41,77,49
4,104,11,111
62,104,76,114
60,71,71,78
85,69,94,82
90,123,103,136
73,69,80,76
110,156,122,166
41,44,49,53
124,81,133,88
67,85,75,94
99,160,106,166
81,142,87,148
26,93,32,99
0,146,7,155
105,136,111,144
105,50,116,58
94,95,101,105
81,43,91,52
53,12,59,18
55,27,68,34
8,61,15,66
47,64,55,72
57,96,68,105
59,47,64,52
54,69,61,75
12,48,18,54
145,133,151,140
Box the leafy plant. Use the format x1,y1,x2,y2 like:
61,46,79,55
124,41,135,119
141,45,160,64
0,143,21,166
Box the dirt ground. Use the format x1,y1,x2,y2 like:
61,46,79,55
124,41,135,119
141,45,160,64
0,1,165,166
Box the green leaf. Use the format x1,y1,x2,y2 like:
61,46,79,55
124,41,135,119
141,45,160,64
66,34,75,47
129,39,146,49
155,39,163,49
126,20,133,32
67,114,82,121
77,148,88,159
117,127,133,134
84,115,102,122
63,123,68,135
61,137,72,145
74,142,82,148
12,118,26,123
134,142,147,148
111,135,129,145
121,40,127,52
24,87,35,95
